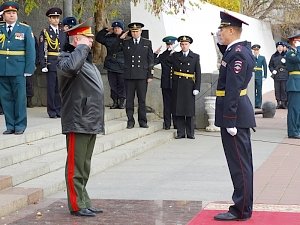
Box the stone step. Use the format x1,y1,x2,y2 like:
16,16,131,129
0,187,43,217
0,107,128,150
17,128,176,197
0,175,12,191
0,117,130,169
0,120,163,187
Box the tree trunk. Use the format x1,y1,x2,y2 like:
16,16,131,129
93,0,108,65
63,0,73,17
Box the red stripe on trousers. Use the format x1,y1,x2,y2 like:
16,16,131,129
67,132,79,211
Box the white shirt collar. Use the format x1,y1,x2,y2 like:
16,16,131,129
183,50,189,56
50,25,59,33
6,22,16,29
134,37,141,43
226,38,244,50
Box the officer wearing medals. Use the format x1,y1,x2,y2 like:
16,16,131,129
39,7,67,118
285,33,300,139
154,36,177,130
169,35,201,139
251,44,267,109
214,11,256,221
121,22,154,129
0,1,36,134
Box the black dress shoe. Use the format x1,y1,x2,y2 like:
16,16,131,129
139,124,149,128
49,115,57,119
175,135,185,139
164,127,170,130
15,130,24,135
3,130,14,134
127,123,134,129
187,136,195,139
71,208,96,217
88,207,103,213
214,212,249,221
288,135,300,139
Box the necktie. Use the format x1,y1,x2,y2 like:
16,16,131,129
7,25,12,36
134,39,138,45
55,29,59,36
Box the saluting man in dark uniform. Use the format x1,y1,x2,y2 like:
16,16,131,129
39,8,67,118
122,22,154,129
96,20,126,109
251,44,267,109
169,36,201,139
0,1,36,134
214,11,256,221
154,36,177,130
285,33,300,139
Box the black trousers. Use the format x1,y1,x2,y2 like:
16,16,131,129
176,116,194,137
26,76,34,97
46,71,61,117
274,80,287,102
108,71,125,101
125,79,148,125
162,88,176,128
220,127,253,219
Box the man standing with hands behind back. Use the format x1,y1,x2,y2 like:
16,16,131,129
122,22,154,129
214,11,256,221
0,1,36,134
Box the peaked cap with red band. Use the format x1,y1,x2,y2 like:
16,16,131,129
0,1,19,12
66,17,94,37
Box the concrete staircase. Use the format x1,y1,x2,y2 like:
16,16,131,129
0,107,175,217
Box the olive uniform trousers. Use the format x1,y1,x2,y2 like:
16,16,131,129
65,132,96,212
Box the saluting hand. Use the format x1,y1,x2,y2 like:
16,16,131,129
154,45,162,54
120,30,129,39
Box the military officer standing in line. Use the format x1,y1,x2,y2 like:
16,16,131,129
251,44,267,109
214,11,256,221
169,36,201,139
39,7,67,118
285,34,300,139
154,36,177,130
96,19,126,109
62,16,77,32
0,12,3,115
121,22,154,128
268,41,288,109
0,1,36,134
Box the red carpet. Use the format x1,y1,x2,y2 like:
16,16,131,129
187,210,300,225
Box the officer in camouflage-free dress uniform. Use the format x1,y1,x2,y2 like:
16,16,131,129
214,11,256,221
154,36,178,130
122,22,154,129
285,33,300,139
0,1,36,134
39,7,67,118
251,44,267,109
169,35,201,139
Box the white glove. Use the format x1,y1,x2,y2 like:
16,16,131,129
193,90,199,95
281,58,286,63
272,70,277,75
24,73,32,77
226,127,237,136
42,67,48,73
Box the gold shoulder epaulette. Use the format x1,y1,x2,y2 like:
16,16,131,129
19,22,30,27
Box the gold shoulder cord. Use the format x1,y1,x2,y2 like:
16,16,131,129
44,29,59,50
0,34,6,48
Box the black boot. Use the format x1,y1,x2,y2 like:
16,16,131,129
110,99,118,109
276,101,281,109
118,98,126,109
27,97,33,108
282,101,287,109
